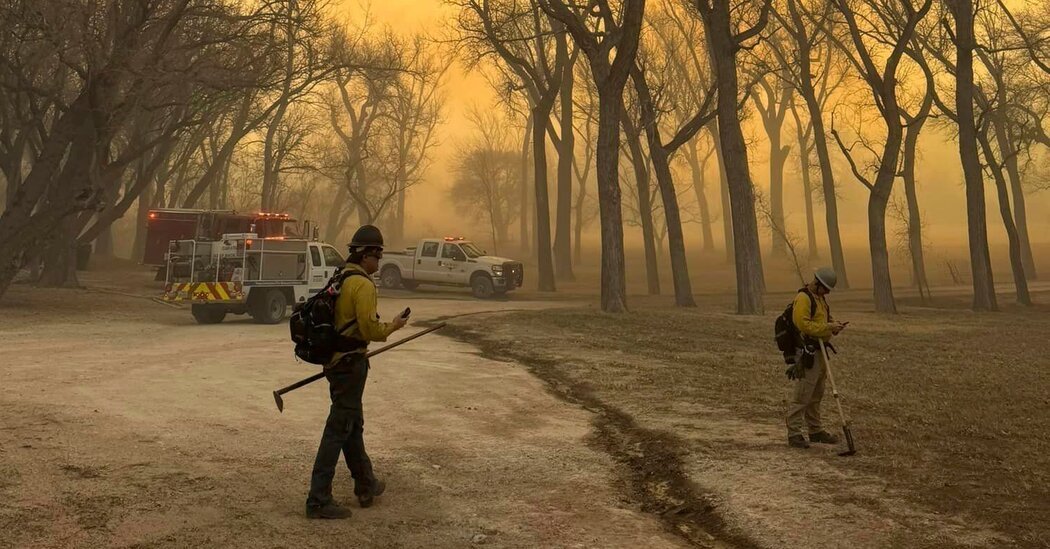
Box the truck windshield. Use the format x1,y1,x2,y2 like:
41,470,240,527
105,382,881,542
460,242,485,258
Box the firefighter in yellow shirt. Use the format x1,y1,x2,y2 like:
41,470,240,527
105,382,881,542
786,267,846,449
306,225,406,519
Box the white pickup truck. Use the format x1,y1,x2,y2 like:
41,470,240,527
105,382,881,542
377,237,524,298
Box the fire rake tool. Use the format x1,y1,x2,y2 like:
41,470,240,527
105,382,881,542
818,339,857,457
273,322,446,412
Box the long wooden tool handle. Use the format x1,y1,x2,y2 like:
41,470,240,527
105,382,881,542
275,323,447,397
818,339,849,428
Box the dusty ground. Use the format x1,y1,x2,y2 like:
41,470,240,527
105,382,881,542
0,270,688,549
443,286,1050,549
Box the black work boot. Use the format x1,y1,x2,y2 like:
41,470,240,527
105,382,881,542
357,479,386,508
788,434,810,449
306,502,352,520
809,431,840,444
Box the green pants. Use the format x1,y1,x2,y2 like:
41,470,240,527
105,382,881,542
785,350,826,436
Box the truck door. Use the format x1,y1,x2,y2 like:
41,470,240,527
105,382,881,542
414,240,444,282
308,244,326,291
321,245,346,278
440,243,468,284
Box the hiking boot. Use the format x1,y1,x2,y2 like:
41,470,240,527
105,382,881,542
306,502,352,520
788,434,810,449
357,479,386,508
809,431,840,444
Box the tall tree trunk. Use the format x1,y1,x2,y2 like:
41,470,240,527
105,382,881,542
796,133,819,260
707,122,734,264
992,115,1037,280
132,184,152,263
685,142,714,252
703,4,764,314
573,179,586,264
324,185,349,243
531,103,557,292
94,225,114,257
803,103,847,288
38,218,81,287
902,112,931,300
520,114,532,256
623,116,659,295
553,45,576,282
631,66,695,306
866,113,903,314
0,93,93,299
768,137,789,254
595,87,628,312
978,128,1031,305
649,143,696,306
394,167,407,246
951,0,998,311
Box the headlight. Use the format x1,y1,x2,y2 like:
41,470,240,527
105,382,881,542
491,265,503,275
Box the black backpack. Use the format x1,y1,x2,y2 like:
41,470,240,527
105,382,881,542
289,270,368,365
774,288,818,362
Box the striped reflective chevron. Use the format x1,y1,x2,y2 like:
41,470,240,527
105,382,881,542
162,282,245,303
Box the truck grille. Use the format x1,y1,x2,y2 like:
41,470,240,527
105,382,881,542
503,261,524,288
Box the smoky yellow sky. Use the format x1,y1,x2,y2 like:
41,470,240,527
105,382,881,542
331,0,1050,263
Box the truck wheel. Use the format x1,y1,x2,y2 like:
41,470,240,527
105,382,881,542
380,266,403,289
471,274,495,299
191,304,227,324
251,289,288,324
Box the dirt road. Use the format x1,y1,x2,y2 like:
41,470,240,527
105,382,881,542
0,276,685,548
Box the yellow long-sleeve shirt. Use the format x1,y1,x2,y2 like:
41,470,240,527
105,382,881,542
792,290,833,341
329,263,396,365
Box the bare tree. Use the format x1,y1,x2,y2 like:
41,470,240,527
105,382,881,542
771,0,850,287
539,0,646,313
452,109,521,252
379,36,449,246
620,100,661,296
788,102,819,259
454,0,574,291
827,0,933,313
571,68,600,263
749,63,794,255
0,0,293,295
694,0,771,314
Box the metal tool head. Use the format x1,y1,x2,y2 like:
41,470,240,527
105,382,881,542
838,425,857,457
273,390,284,413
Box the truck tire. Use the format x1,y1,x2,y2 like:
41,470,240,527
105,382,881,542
470,273,495,299
251,288,288,324
191,304,227,324
380,266,403,289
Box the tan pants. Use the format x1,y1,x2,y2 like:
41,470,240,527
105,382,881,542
785,351,826,436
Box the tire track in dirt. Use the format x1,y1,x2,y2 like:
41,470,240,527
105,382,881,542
438,319,762,549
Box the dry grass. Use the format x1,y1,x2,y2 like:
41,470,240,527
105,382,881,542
445,290,1050,547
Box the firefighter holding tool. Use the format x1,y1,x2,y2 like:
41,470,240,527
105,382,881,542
305,224,407,520
784,267,847,449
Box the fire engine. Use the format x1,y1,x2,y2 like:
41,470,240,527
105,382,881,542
143,209,304,266
158,212,347,325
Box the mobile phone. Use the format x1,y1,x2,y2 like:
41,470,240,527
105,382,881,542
400,307,412,319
